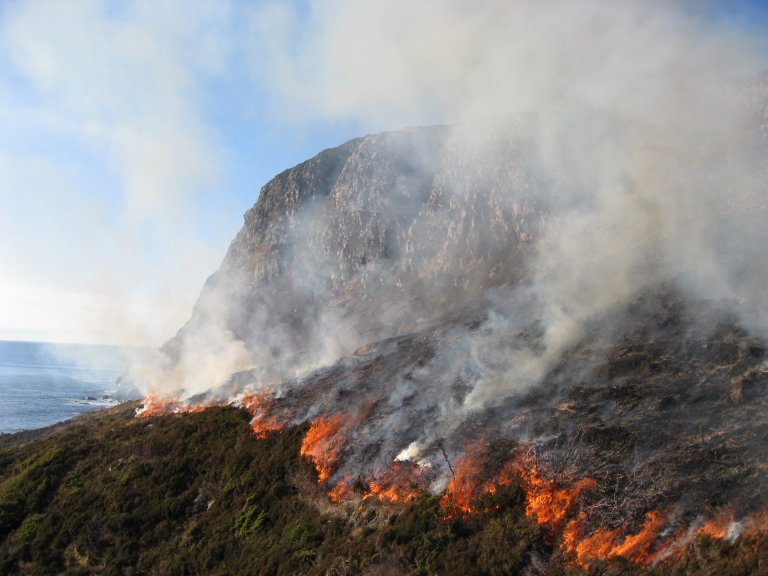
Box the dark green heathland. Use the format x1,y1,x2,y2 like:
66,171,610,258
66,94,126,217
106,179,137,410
0,403,765,576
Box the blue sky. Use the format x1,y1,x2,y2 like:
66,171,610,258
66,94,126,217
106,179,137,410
1,0,767,346
0,0,373,345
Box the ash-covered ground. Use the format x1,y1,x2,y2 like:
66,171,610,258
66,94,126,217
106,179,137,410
212,284,768,544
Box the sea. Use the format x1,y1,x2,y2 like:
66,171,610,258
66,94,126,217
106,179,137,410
0,340,138,434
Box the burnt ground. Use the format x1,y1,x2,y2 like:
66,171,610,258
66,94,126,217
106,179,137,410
227,284,768,539
525,287,768,533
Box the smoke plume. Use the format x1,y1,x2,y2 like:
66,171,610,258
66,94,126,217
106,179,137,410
126,0,768,517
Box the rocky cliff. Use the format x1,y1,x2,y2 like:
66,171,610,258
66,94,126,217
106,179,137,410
177,125,544,372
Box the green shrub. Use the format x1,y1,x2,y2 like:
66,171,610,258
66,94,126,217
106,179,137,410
233,497,267,541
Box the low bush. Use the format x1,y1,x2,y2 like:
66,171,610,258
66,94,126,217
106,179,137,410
0,404,764,575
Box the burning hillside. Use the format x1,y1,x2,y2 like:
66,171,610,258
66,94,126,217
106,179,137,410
124,75,768,570
117,12,768,565
135,284,768,571
6,0,768,573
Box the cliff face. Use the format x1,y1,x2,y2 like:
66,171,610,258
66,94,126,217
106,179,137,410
158,124,549,397
192,125,543,345
218,126,538,292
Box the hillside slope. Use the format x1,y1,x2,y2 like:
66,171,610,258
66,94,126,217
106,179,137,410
0,403,544,575
1,402,767,576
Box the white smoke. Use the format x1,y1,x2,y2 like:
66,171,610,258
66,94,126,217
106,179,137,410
82,0,768,479
0,0,232,346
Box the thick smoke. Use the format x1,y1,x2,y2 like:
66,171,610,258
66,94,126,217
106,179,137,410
130,0,768,491
2,0,232,346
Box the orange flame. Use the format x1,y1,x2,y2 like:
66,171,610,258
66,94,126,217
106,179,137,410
697,510,735,539
435,448,768,569
515,456,674,567
300,404,375,486
562,509,679,567
136,393,229,418
136,394,179,417
438,447,598,523
300,414,350,482
562,507,768,568
518,464,596,530
240,390,288,439
363,480,419,504
180,403,210,414
563,515,618,564
439,444,493,516
438,446,533,518
328,477,353,502
610,510,667,563
362,462,425,505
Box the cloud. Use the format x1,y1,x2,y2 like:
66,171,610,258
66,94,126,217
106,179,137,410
247,0,767,127
3,0,228,219
0,0,234,345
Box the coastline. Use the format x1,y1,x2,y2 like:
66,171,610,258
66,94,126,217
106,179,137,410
0,400,140,448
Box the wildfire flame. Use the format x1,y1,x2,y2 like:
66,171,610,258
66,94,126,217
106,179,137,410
363,479,419,504
519,460,674,567
137,388,288,439
439,444,494,516
437,449,693,568
564,510,669,566
239,390,288,438
438,447,596,524
697,510,735,540
299,403,376,486
135,393,768,569
362,462,426,505
300,413,353,482
136,394,179,417
135,393,217,417
548,491,760,567
327,477,353,503
518,463,596,530
136,391,236,418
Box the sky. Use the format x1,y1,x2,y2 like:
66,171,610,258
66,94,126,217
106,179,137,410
1,0,767,347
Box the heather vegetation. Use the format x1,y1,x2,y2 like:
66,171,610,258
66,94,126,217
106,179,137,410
0,404,764,575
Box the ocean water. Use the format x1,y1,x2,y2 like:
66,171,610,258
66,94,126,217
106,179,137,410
0,340,134,434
